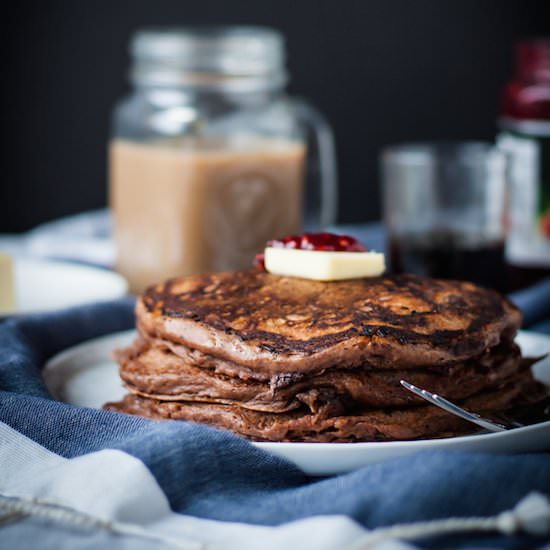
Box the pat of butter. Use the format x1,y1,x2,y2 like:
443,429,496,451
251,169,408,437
0,251,15,312
264,247,385,281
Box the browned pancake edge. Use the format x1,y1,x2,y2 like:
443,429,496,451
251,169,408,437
117,337,529,412
136,271,521,373
105,373,544,443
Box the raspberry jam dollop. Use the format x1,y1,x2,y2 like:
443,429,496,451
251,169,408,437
254,232,367,270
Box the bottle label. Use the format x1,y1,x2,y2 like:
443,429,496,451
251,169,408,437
498,122,550,268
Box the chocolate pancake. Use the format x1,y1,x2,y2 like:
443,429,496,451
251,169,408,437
118,338,530,413
105,269,543,443
106,372,545,442
137,271,521,374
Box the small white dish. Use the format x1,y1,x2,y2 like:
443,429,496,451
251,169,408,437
6,258,128,315
43,330,550,476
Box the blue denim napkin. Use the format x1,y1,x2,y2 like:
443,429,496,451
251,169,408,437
0,283,549,549
509,277,550,335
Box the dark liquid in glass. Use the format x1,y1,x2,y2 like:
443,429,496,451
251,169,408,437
390,232,507,292
506,264,550,292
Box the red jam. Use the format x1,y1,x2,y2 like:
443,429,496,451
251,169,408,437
254,232,367,270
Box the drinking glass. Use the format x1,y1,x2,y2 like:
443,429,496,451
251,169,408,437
381,142,508,291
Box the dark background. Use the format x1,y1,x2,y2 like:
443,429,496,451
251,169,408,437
3,0,549,232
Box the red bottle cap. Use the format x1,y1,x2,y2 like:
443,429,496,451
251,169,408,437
515,39,550,82
501,38,550,121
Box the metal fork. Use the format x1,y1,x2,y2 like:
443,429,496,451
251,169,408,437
399,379,512,433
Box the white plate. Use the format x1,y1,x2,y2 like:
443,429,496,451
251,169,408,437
5,258,128,315
43,330,550,476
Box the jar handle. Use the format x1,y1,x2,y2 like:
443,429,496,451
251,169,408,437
292,99,338,228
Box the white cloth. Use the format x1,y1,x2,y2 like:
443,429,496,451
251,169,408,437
0,422,388,550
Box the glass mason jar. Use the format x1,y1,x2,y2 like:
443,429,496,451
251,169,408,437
109,26,337,292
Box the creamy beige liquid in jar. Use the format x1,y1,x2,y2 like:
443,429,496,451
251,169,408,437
109,27,336,292
110,138,305,292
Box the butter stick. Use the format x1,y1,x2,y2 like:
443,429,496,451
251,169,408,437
0,251,15,312
264,247,385,281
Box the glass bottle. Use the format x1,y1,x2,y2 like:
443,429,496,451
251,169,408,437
497,38,550,290
109,27,337,292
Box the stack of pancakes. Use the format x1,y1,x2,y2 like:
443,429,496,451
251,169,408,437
105,271,545,442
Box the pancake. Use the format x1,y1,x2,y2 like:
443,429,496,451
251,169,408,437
137,271,521,375
117,338,531,413
105,270,544,443
106,372,545,442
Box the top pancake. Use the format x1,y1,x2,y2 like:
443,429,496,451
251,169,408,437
137,270,521,374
